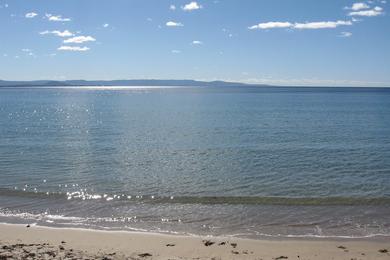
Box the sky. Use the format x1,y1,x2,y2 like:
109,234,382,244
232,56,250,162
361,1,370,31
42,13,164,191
0,0,389,87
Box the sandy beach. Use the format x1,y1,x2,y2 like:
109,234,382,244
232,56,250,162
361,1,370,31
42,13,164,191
0,223,389,259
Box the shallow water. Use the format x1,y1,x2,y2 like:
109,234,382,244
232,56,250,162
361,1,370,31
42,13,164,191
0,86,390,238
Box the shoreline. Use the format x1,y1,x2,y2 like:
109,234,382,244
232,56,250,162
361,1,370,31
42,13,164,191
2,220,390,241
1,223,389,259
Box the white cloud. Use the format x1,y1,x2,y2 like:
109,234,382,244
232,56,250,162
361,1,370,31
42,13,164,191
340,31,353,37
352,17,362,22
170,4,176,10
40,30,74,37
46,14,71,22
182,1,202,11
345,3,370,10
166,21,183,27
58,46,90,51
21,48,31,52
249,22,292,30
192,40,203,45
103,23,109,28
249,20,352,30
171,50,181,53
25,12,38,18
293,20,352,29
349,6,383,16
63,36,96,44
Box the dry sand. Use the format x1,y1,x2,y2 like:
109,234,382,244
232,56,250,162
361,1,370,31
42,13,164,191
0,223,389,259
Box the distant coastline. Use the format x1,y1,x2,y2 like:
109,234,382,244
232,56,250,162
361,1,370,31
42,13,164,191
0,79,259,88
1,79,390,88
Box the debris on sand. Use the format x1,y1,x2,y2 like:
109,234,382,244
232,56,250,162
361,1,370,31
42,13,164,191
0,242,124,260
203,240,215,246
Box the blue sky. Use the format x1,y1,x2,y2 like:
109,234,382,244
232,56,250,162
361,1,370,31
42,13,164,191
0,0,389,86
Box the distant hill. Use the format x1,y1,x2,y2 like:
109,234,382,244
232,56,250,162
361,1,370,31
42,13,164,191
0,80,69,87
0,79,266,88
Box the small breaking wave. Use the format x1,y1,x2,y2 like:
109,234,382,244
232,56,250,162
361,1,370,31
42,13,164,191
1,209,390,240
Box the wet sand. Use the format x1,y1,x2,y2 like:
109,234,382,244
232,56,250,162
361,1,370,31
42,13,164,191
0,223,389,259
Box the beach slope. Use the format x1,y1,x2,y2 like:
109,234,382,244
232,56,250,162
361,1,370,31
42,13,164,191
0,223,389,259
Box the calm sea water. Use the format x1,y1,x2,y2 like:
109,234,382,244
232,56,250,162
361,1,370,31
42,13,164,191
0,86,390,238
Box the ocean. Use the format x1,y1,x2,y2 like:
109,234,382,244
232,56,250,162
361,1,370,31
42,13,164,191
0,86,390,239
